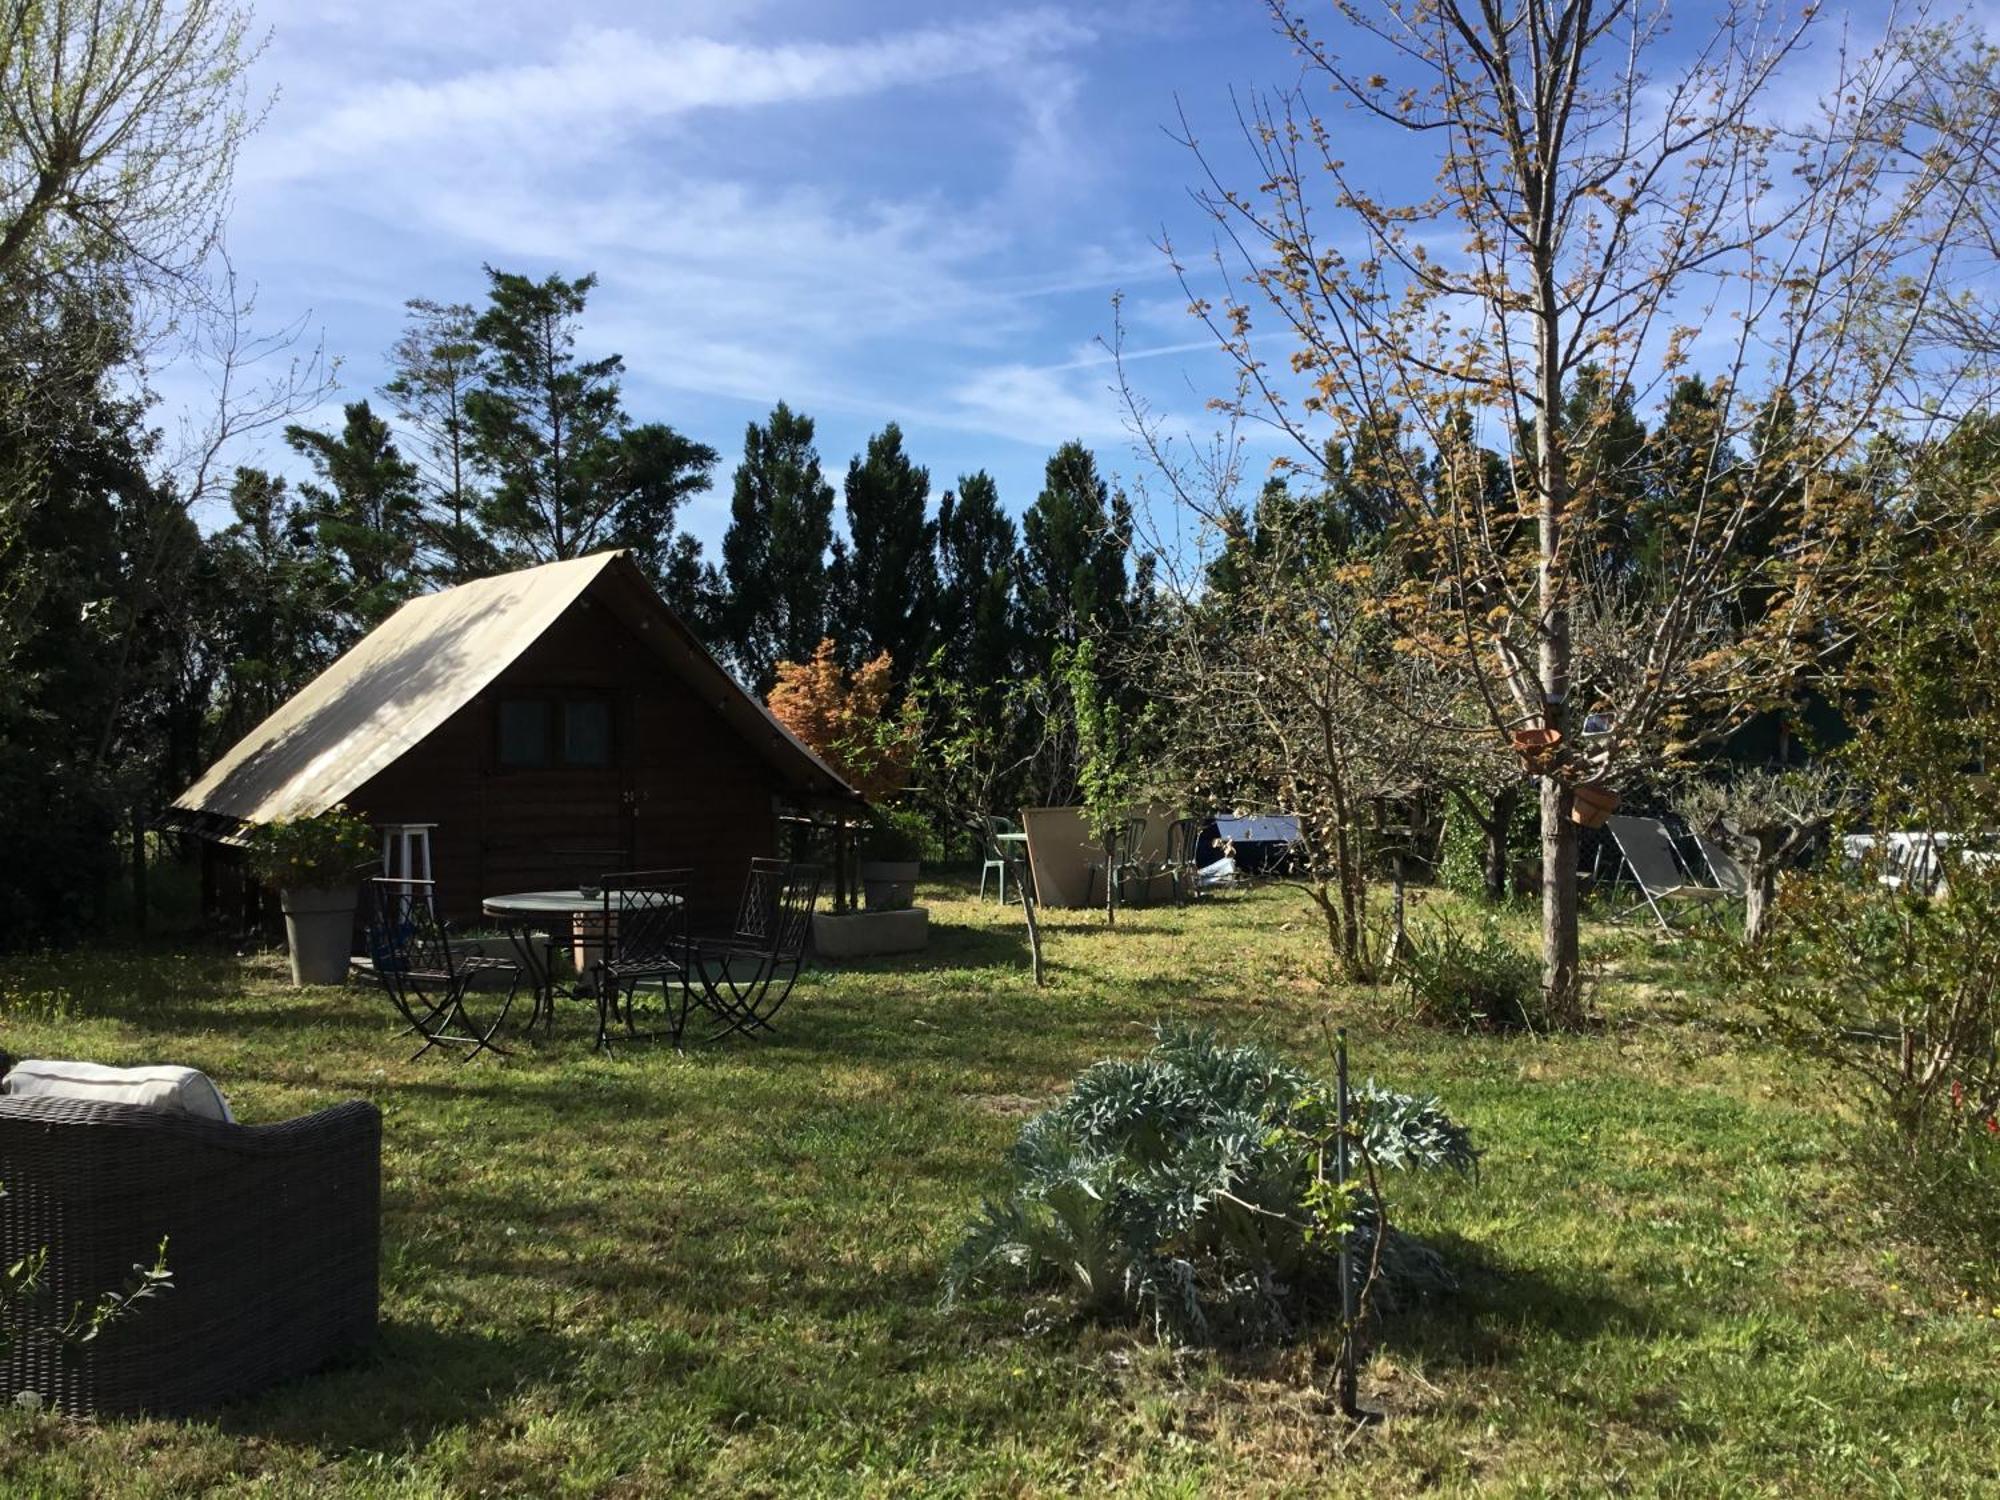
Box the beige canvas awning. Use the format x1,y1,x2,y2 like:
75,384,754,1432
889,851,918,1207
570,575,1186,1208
169,551,862,838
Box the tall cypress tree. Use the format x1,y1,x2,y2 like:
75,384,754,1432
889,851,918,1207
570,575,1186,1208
1018,440,1133,659
717,402,836,692
829,422,934,673
934,469,1020,689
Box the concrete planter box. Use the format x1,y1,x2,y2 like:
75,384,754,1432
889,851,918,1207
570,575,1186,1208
279,886,358,987
813,907,929,959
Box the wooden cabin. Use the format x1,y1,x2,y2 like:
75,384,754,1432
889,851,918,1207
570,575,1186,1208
166,552,862,929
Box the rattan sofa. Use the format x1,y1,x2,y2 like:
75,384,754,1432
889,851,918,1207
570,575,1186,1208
0,1093,380,1418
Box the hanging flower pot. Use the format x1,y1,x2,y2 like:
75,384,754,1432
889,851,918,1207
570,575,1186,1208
1510,726,1564,774
1569,783,1621,829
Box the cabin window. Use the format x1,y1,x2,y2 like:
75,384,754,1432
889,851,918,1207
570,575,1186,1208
498,699,552,767
497,696,612,768
562,700,611,766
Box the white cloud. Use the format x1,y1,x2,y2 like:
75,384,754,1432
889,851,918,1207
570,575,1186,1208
245,10,1097,185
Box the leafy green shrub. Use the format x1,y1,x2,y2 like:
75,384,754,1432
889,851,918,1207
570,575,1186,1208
244,804,375,890
1437,793,1532,902
944,1026,1476,1344
1398,915,1548,1032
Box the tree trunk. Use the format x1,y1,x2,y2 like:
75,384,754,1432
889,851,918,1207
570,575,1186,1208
1387,850,1409,968
1104,835,1117,928
1541,775,1580,1020
131,808,148,938
1745,861,1777,945
1483,786,1518,903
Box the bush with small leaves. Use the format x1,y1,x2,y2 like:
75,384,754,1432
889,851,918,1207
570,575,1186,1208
1398,915,1550,1032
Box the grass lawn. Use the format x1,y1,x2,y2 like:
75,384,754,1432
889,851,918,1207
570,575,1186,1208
3,879,1998,1497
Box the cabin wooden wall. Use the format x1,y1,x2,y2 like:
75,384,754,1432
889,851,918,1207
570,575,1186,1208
348,594,779,928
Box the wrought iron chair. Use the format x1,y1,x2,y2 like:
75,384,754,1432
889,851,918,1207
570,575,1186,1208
979,815,1021,902
1086,817,1150,906
691,859,823,1041
591,869,694,1050
367,878,520,1061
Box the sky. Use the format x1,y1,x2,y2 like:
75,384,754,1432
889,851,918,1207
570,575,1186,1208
199,0,1290,550
191,0,1986,555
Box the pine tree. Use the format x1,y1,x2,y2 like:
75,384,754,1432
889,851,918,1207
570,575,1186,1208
382,297,491,583
829,422,934,672
717,402,836,691
283,398,424,635
463,268,715,577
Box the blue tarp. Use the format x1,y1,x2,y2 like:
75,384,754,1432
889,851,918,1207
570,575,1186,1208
1212,815,1300,845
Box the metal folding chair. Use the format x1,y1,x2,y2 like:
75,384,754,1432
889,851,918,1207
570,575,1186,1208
691,859,822,1041
592,869,694,1050
367,878,521,1061
1693,832,1749,897
1603,816,1730,932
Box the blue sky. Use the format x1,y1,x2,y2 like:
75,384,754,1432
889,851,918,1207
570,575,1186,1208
201,0,1988,555
207,0,1292,550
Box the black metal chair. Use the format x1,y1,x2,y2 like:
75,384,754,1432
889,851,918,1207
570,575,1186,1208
1087,817,1150,906
1163,816,1202,904
367,878,520,1061
591,869,694,1050
691,859,822,1040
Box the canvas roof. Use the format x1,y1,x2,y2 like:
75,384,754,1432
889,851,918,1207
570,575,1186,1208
170,551,861,837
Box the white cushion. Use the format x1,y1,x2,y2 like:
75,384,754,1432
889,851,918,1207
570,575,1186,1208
1,1060,234,1123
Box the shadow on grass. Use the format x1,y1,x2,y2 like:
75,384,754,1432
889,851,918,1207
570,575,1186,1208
1373,1231,1670,1372
218,1319,577,1450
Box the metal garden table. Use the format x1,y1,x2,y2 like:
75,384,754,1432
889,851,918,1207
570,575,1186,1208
480,888,673,1035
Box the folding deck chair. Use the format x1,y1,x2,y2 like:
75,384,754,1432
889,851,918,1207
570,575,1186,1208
1604,815,1732,932
1692,831,1748,897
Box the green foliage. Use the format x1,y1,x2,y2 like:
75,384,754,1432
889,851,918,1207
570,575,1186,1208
1437,798,1486,899
283,399,424,635
244,805,375,890
1734,423,2000,1282
1058,639,1131,852
1399,915,1548,1032
944,1025,1475,1344
1018,442,1141,660
861,806,928,863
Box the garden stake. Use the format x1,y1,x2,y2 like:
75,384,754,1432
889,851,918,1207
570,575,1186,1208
1335,1028,1358,1419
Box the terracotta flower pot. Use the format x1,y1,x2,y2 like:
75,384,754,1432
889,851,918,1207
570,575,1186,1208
1510,726,1564,774
1569,783,1621,829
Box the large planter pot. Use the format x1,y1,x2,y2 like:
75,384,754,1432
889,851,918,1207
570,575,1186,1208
279,886,359,987
860,860,919,912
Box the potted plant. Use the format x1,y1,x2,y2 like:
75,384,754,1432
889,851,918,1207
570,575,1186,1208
1569,782,1621,828
246,805,376,986
859,808,925,912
